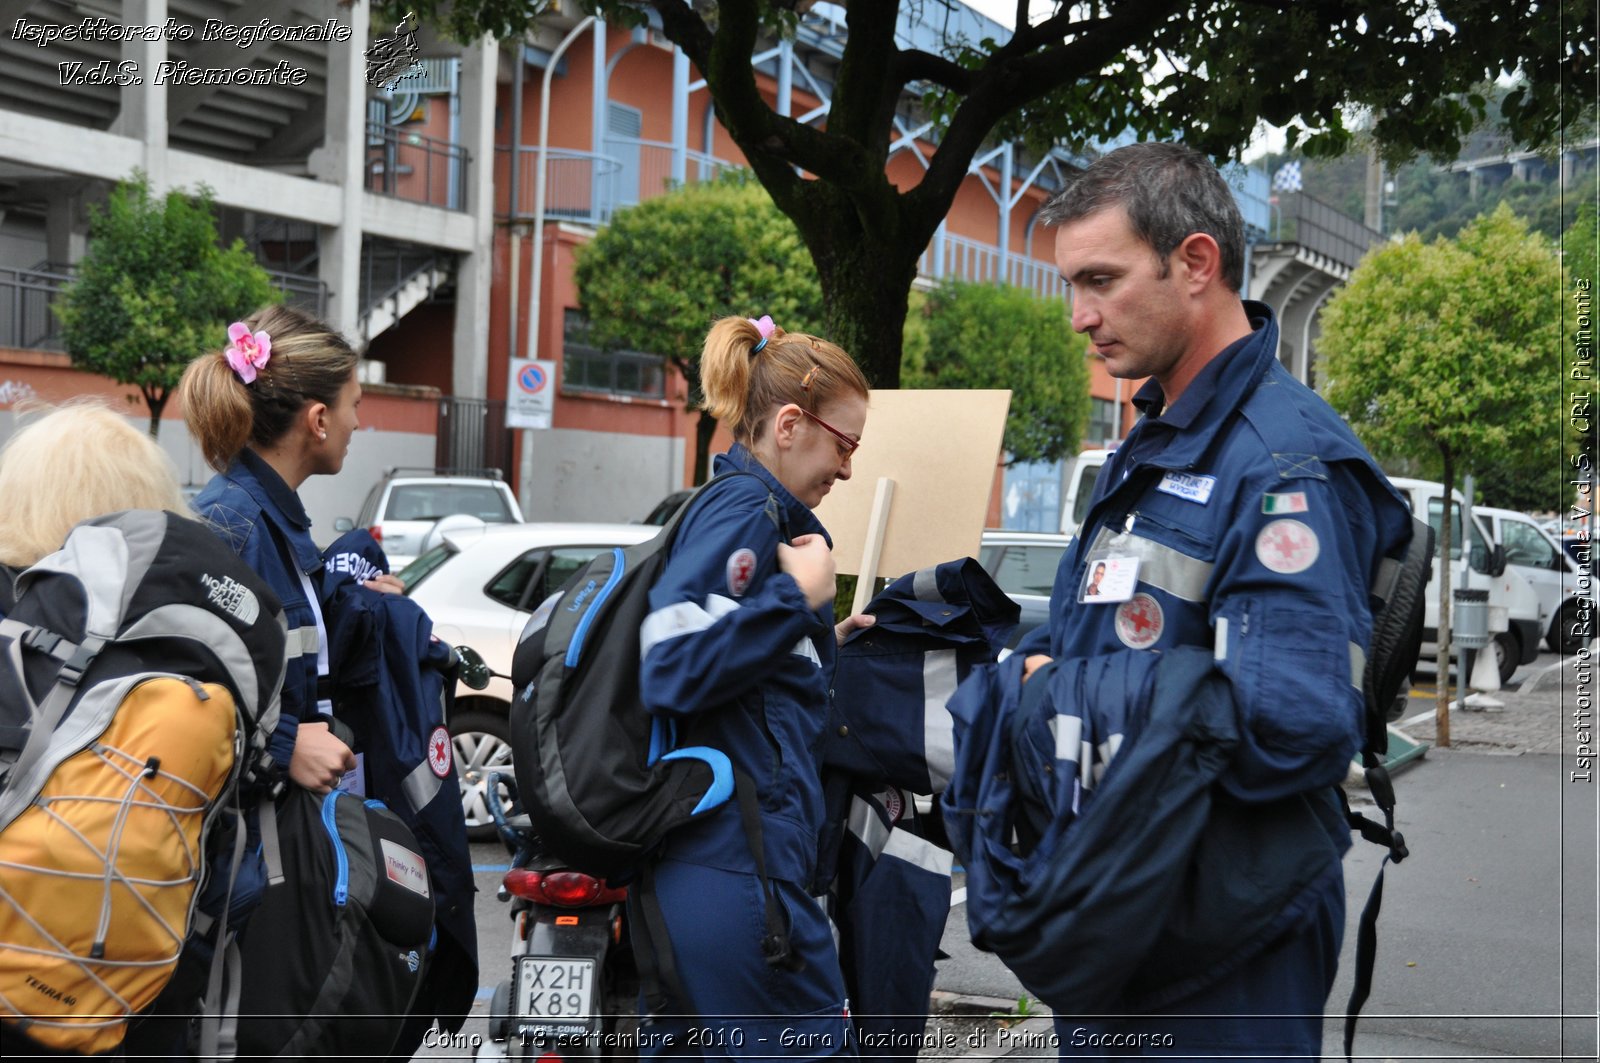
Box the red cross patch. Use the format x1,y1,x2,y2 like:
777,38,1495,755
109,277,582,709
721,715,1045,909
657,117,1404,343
1256,519,1320,574
427,726,452,778
1114,593,1164,649
725,548,757,596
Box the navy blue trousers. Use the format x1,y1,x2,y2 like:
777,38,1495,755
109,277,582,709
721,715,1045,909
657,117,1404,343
636,859,856,1060
1053,882,1344,1061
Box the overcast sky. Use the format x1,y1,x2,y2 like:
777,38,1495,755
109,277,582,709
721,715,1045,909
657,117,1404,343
954,0,1286,161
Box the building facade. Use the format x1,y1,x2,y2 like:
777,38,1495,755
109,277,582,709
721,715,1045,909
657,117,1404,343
0,0,1294,535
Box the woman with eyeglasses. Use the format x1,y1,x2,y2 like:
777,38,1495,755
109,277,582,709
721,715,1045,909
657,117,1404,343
634,315,871,1057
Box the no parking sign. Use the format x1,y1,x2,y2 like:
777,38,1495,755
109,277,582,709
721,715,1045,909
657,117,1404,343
507,358,556,429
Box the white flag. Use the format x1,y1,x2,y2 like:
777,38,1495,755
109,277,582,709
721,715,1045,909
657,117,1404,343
1272,161,1303,193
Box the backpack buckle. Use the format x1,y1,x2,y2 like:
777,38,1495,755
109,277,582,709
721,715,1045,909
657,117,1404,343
58,644,98,687
20,626,65,658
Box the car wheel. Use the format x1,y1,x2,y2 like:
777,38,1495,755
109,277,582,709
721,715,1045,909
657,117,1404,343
452,708,514,842
1549,600,1592,656
1492,631,1518,687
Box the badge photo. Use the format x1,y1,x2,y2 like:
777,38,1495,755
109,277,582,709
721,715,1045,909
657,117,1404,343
1081,556,1139,603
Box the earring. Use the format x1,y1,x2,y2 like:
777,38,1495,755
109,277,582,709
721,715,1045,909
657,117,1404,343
318,431,327,441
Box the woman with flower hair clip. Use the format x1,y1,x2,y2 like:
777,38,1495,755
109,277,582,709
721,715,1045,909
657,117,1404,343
180,304,401,795
633,314,873,1057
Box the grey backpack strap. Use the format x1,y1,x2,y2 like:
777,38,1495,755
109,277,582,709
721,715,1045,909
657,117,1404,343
259,795,286,886
198,804,249,1061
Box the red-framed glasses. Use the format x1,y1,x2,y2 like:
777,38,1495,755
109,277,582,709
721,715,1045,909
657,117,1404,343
801,408,860,458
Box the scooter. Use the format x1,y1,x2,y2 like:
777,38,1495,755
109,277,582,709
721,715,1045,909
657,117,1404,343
451,650,640,1062
480,775,640,1061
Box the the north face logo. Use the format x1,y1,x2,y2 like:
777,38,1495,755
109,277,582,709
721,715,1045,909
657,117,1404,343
199,573,260,625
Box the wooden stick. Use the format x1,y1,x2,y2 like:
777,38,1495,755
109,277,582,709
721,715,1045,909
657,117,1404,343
851,477,896,615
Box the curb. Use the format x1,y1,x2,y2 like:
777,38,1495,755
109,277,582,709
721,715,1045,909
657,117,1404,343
1518,652,1580,695
923,993,1056,1061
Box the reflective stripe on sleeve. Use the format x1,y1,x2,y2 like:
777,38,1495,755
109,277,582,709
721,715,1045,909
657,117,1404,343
882,826,954,877
284,625,320,659
923,649,958,791
639,594,742,658
402,757,444,813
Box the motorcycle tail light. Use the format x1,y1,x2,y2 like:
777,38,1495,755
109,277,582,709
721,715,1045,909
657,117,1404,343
368,525,383,544
500,868,628,907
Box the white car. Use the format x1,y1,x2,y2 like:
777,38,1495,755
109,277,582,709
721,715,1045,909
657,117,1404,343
977,529,1071,647
1478,506,1595,656
402,521,658,837
338,469,525,571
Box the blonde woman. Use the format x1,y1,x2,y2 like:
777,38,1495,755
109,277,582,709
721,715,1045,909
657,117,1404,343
0,400,189,573
634,314,871,1058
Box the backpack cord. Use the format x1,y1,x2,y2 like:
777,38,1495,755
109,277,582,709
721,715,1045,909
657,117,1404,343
1340,758,1409,1062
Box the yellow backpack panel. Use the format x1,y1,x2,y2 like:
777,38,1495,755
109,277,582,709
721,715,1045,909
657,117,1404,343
0,676,237,1054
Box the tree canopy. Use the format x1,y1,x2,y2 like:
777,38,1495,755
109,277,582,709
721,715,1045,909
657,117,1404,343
405,0,1592,388
55,174,280,437
903,279,1090,464
571,172,824,481
1318,203,1562,733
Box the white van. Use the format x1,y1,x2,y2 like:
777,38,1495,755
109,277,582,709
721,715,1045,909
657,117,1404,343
1477,505,1595,656
1060,448,1114,535
1387,478,1543,684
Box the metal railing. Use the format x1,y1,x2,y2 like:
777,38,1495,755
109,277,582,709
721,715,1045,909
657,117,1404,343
360,240,450,322
0,261,326,350
436,396,513,477
497,140,736,225
497,147,625,225
1271,192,1384,271
366,122,471,211
920,233,1067,301
0,264,72,350
264,268,329,319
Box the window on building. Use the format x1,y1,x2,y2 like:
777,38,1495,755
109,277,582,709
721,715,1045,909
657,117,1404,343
1088,398,1117,444
562,310,668,400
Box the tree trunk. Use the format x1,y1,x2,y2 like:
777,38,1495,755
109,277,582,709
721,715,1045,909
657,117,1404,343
1435,450,1453,748
143,388,167,440
692,410,719,485
812,236,921,390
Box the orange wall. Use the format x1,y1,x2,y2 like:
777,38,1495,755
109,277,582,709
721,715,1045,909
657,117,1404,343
0,348,440,434
484,21,1139,493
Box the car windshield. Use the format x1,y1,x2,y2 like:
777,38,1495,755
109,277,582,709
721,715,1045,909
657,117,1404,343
980,542,1065,597
398,543,456,591
643,491,692,526
388,484,514,523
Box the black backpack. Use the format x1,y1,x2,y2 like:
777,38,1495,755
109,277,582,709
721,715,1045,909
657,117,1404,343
233,787,435,1058
1343,514,1434,1058
508,471,800,1009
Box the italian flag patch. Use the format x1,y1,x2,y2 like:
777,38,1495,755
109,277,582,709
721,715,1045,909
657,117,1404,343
1262,491,1309,514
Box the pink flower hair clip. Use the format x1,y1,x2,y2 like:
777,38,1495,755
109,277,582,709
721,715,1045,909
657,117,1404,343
748,314,776,355
224,321,272,384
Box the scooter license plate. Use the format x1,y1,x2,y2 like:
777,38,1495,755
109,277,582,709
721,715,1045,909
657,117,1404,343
514,956,597,1032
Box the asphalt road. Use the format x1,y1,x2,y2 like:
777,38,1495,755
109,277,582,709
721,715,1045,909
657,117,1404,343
422,651,1597,1061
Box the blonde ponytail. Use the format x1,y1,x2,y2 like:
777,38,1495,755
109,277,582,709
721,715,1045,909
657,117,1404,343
699,315,868,443
180,304,358,471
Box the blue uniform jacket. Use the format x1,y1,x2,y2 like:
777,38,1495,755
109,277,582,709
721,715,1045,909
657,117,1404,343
193,448,324,772
820,559,1018,1055
944,647,1341,1013
1023,303,1412,804
639,444,832,886
320,530,479,1035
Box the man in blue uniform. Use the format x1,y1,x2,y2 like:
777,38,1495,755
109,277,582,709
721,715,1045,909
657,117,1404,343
1019,143,1412,1057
